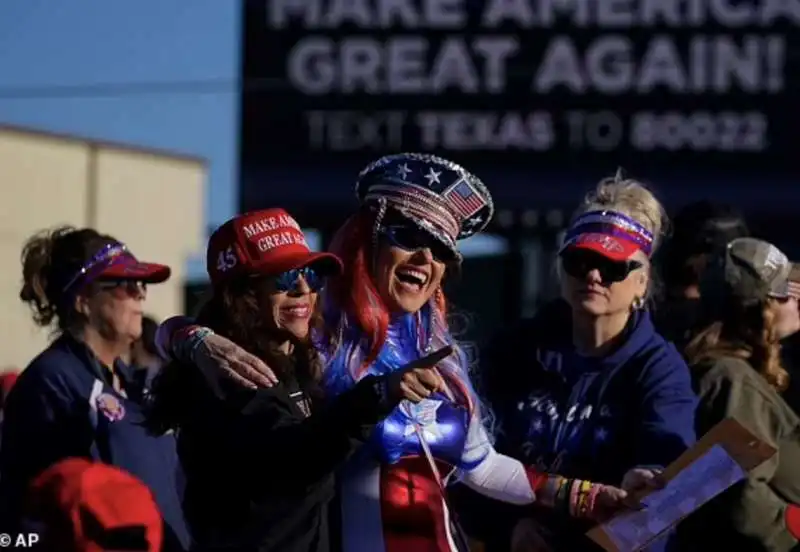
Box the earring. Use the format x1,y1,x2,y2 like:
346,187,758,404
632,296,645,310
370,198,387,273
371,198,387,252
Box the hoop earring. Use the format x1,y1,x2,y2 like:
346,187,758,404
632,296,645,310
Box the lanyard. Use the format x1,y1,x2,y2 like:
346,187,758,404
413,422,471,552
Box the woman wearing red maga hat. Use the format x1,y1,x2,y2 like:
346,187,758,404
147,208,445,552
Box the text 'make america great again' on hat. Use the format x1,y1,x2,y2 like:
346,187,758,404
242,213,308,253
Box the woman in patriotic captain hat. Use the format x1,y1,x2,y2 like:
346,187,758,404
157,154,633,551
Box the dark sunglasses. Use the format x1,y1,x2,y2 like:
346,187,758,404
561,249,642,284
96,280,147,297
381,225,457,263
273,266,325,293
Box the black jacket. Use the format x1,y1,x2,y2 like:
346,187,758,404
176,361,388,552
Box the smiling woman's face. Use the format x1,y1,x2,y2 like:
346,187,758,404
372,225,450,314
254,273,317,340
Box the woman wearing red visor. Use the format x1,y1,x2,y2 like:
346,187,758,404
469,173,698,551
0,227,190,551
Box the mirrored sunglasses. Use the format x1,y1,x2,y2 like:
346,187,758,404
381,225,457,263
273,266,325,293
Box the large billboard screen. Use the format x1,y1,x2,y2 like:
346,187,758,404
240,0,799,206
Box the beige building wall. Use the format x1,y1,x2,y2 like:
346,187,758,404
0,126,205,370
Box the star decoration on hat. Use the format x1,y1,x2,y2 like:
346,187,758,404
465,216,484,229
425,168,441,186
355,152,495,246
396,163,412,180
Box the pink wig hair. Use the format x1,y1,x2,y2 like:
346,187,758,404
326,209,461,388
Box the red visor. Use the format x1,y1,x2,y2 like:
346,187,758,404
564,233,641,262
98,255,171,284
62,243,172,293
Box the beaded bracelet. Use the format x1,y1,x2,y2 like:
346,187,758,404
555,477,571,514
586,483,603,519
186,328,214,362
569,479,582,517
577,479,593,518
544,475,565,508
173,326,214,363
550,477,603,520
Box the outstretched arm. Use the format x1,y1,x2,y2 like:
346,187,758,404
458,415,627,520
154,316,278,390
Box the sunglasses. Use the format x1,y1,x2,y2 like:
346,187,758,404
96,280,147,297
561,249,642,284
273,266,325,293
381,225,457,263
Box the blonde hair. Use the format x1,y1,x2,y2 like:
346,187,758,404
685,298,789,392
574,169,669,254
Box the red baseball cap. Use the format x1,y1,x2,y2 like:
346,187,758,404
27,458,163,552
207,208,342,286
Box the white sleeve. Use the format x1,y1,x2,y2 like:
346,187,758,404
458,414,538,505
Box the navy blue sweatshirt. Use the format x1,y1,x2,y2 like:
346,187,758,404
455,300,697,551
0,335,190,551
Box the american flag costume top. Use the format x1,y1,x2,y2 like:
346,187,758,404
316,154,606,551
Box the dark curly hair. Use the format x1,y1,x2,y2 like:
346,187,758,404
147,275,325,434
19,226,118,332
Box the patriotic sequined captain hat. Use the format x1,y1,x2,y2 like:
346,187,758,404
355,153,494,257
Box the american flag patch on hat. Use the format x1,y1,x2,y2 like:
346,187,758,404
355,152,494,241
443,180,485,220
789,262,800,299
